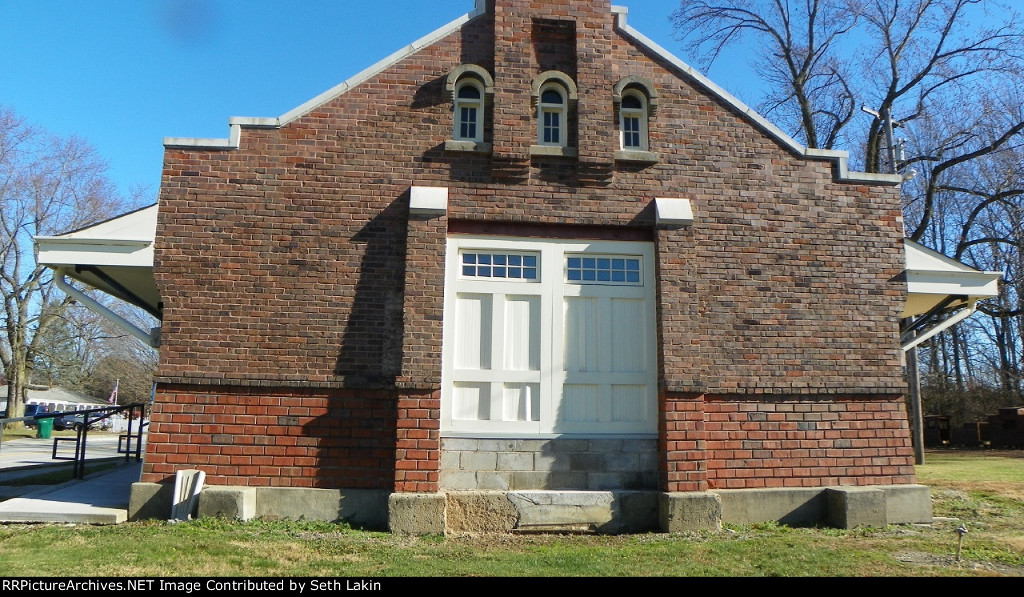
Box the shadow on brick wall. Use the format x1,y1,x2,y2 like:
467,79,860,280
334,197,408,388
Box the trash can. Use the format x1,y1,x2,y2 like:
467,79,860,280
36,417,53,439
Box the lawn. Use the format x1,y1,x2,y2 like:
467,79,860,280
0,449,1020,578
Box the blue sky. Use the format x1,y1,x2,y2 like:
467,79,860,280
0,1,754,203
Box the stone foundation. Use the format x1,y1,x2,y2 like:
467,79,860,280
130,481,932,535
440,437,658,491
129,482,390,530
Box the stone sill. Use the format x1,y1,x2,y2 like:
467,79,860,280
529,145,578,158
444,140,492,153
614,149,660,164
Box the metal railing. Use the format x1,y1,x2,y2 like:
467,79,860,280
0,403,147,479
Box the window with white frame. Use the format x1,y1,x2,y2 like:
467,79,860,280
453,78,484,143
537,83,568,147
442,237,657,436
619,90,648,151
461,251,539,280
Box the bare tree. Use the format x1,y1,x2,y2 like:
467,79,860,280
672,1,1024,159
673,0,1024,426
898,94,1024,424
671,0,859,150
857,0,1024,174
0,106,129,424
32,293,158,402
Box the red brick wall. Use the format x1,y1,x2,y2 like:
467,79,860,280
660,392,708,492
702,394,917,489
394,390,441,492
142,385,397,488
399,214,448,389
154,0,904,394
151,0,911,492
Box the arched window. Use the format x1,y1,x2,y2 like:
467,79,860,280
454,79,484,142
538,83,567,147
619,90,648,151
529,71,577,157
444,65,494,152
614,77,659,163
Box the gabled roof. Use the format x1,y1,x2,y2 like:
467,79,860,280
32,4,1001,356
162,2,901,187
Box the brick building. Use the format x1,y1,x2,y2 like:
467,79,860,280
38,0,971,532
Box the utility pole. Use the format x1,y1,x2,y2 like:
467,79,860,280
906,336,925,465
861,105,907,174
863,105,924,465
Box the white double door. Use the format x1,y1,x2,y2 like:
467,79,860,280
442,237,656,436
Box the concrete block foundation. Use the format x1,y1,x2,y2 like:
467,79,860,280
388,492,446,535
128,482,171,522
715,487,826,526
197,486,257,521
881,484,934,524
827,486,888,529
129,482,389,530
660,492,723,533
254,487,389,530
130,482,933,535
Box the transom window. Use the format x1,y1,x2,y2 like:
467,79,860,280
566,255,642,285
461,252,539,280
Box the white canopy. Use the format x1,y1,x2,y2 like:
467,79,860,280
35,204,161,347
35,204,160,318
901,239,1002,351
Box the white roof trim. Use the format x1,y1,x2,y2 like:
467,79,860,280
35,204,158,268
34,205,162,320
611,6,902,186
164,1,487,150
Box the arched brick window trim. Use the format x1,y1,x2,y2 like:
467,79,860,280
613,76,658,117
444,64,494,101
530,70,579,108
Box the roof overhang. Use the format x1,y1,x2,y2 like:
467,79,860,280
35,204,161,320
901,239,1002,351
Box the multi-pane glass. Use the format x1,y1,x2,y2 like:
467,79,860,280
462,252,539,280
454,82,483,142
566,256,641,285
542,111,561,144
620,92,646,150
538,86,566,146
459,106,477,139
622,115,641,148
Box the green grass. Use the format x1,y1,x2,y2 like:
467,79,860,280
0,449,1020,577
916,449,1024,483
